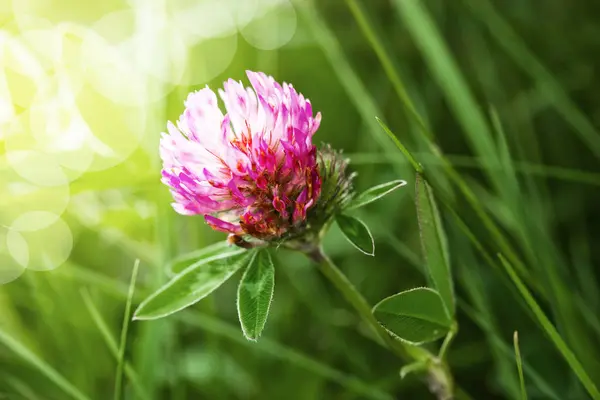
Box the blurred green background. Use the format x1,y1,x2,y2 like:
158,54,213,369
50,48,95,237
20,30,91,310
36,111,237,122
1,0,600,399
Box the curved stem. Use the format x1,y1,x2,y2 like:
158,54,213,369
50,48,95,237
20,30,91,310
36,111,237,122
438,322,458,361
309,247,455,399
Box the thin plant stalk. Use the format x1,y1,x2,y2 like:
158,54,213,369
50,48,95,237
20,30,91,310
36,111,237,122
114,259,140,400
308,247,454,399
513,331,528,400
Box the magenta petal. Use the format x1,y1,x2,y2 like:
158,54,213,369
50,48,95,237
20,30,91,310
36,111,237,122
161,70,322,240
204,215,243,234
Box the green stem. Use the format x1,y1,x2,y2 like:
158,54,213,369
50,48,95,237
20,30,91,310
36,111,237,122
438,322,458,361
309,247,455,399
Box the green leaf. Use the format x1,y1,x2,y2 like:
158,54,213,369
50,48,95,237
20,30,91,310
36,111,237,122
237,249,275,341
134,249,253,320
373,287,451,345
168,241,235,275
336,214,375,256
415,173,455,316
346,179,407,210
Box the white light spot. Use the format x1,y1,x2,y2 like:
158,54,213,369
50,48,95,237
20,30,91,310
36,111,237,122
240,0,296,50
8,213,73,272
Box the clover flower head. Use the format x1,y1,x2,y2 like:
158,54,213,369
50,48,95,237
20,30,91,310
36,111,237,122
160,71,322,241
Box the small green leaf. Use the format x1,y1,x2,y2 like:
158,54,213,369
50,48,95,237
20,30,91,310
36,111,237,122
373,287,451,345
346,179,407,210
237,249,275,341
134,249,253,320
168,241,235,275
415,173,454,317
336,214,375,256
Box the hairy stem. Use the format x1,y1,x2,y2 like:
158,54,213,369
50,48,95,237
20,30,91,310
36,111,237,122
308,246,455,399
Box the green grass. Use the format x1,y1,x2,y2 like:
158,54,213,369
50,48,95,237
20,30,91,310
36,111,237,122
513,331,528,400
1,0,600,399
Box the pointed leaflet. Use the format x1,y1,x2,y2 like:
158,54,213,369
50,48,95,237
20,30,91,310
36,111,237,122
134,249,253,320
237,249,275,341
346,179,407,210
336,214,375,256
168,241,235,275
373,287,451,345
415,173,454,316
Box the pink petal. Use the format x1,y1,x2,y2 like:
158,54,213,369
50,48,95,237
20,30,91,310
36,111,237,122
204,215,243,234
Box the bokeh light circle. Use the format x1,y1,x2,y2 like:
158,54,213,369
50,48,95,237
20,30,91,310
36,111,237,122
171,0,238,42
183,34,238,85
6,229,29,267
7,212,73,272
0,156,71,229
0,245,26,285
227,0,259,31
82,10,174,105
10,211,62,232
74,82,147,172
10,0,131,30
5,148,70,188
239,0,296,50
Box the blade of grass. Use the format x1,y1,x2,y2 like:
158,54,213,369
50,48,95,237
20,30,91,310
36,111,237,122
3,375,43,400
450,203,600,390
502,95,600,377
344,0,432,140
459,302,561,400
377,121,596,379
475,168,600,377
115,259,140,400
347,152,600,186
352,9,582,368
513,331,528,400
387,215,559,399
80,289,150,400
489,106,520,202
452,233,521,399
292,0,405,176
461,0,600,159
376,118,423,173
498,254,600,399
338,0,539,294
392,0,502,186
376,120,537,289
0,327,91,400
